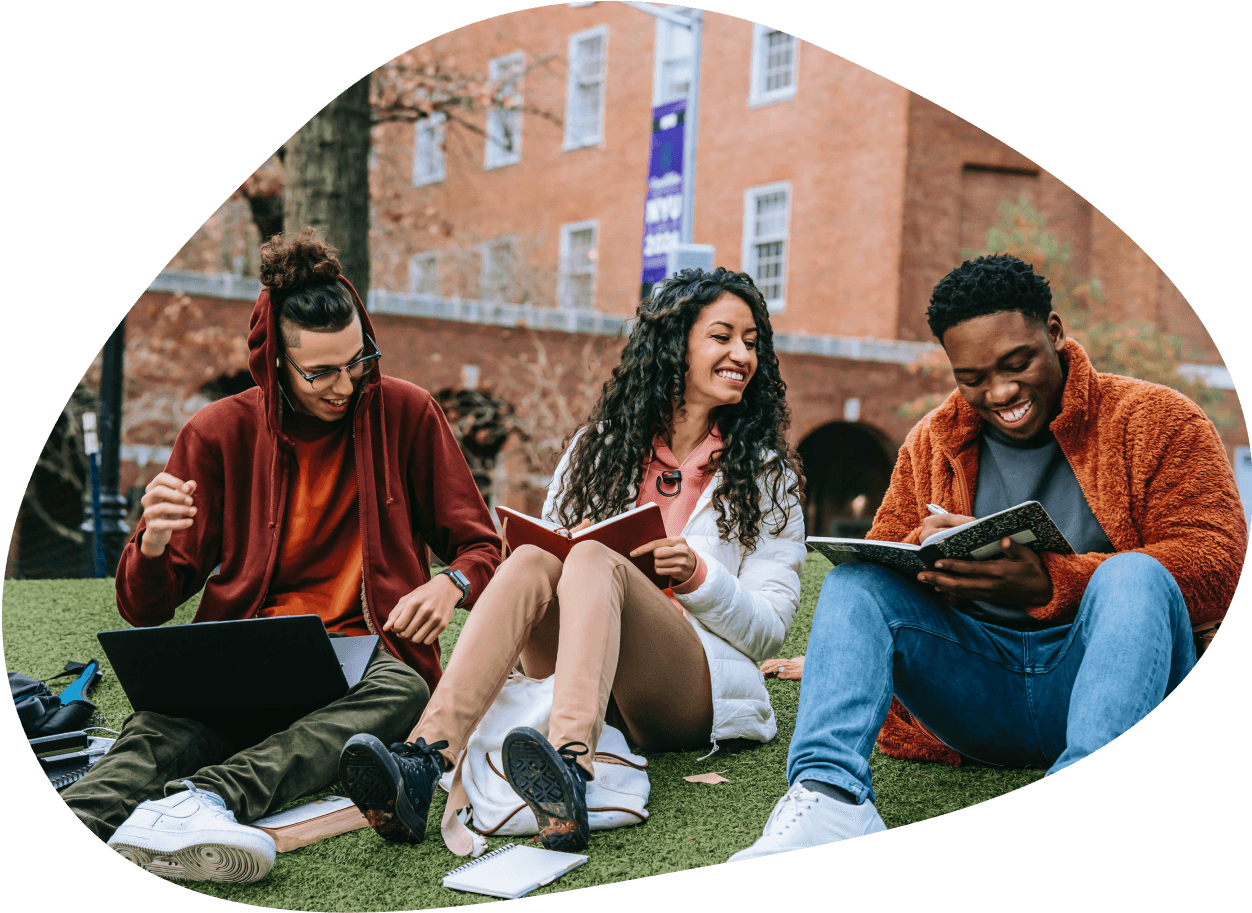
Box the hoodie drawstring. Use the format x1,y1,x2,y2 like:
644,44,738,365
377,382,395,509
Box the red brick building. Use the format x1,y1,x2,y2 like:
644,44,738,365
58,4,1241,557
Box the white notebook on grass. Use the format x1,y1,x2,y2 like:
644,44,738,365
442,843,589,899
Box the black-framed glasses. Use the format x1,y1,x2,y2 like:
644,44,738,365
284,334,382,391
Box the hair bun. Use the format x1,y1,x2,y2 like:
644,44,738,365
259,227,343,298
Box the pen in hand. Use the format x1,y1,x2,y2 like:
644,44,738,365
926,503,949,516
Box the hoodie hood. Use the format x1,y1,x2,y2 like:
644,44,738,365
247,276,382,443
247,276,392,526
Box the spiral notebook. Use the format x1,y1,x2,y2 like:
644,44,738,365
442,843,588,899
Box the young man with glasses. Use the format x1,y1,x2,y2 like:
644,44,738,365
61,229,502,883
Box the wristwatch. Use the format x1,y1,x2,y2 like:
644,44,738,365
439,568,471,608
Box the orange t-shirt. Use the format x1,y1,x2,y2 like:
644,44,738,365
259,411,367,635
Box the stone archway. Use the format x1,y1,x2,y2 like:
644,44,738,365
798,421,896,539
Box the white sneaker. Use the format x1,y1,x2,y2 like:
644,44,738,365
728,782,887,863
107,783,275,883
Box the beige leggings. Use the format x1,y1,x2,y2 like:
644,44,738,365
411,541,714,778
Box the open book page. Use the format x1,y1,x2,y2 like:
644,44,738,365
576,503,658,537
496,503,670,587
925,501,1073,558
806,539,926,576
808,501,1072,575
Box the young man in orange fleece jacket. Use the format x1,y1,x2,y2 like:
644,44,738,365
732,254,1247,861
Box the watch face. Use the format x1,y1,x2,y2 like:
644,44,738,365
443,569,470,604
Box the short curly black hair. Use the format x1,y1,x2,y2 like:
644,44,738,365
926,254,1053,342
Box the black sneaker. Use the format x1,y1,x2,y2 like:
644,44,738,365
338,734,448,843
501,727,591,852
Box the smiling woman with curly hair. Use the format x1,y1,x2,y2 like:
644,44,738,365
339,267,807,858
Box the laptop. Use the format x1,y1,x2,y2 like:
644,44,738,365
97,615,380,735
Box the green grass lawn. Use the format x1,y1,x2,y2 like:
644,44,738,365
2,554,1043,910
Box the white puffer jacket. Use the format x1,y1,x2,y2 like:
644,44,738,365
542,435,806,746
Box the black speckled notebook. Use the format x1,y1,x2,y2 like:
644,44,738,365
807,500,1074,576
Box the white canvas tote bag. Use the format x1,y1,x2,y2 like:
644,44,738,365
438,673,650,856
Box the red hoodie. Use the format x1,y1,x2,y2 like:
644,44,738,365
114,277,502,690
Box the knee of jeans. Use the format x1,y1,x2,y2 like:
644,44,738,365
1085,552,1183,619
1089,552,1175,593
565,539,616,566
492,545,562,596
504,543,561,575
819,562,902,601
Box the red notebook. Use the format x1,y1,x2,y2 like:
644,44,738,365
495,503,672,589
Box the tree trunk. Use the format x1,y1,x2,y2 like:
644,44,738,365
283,74,372,302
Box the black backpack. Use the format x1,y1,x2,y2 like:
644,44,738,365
10,660,102,739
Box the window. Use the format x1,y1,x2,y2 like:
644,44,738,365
481,238,515,301
742,183,790,312
564,26,608,149
408,252,438,296
558,221,598,309
485,52,525,169
653,8,696,105
413,112,446,186
748,24,798,107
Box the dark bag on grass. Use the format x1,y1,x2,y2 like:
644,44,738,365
10,661,101,738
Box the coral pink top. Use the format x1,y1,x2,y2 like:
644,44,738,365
636,425,723,602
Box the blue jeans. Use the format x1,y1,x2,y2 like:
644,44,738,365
787,552,1196,805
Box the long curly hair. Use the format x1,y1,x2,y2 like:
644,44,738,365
554,268,804,552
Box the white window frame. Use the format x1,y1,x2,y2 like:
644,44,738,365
563,25,609,150
413,112,446,186
480,237,515,302
748,23,798,107
742,182,791,313
558,220,599,309
485,51,525,170
407,251,439,296
652,7,696,107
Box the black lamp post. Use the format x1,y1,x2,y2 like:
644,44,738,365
81,319,129,576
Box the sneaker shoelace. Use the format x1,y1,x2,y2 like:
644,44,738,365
178,779,239,822
389,737,450,773
764,784,816,836
556,741,591,780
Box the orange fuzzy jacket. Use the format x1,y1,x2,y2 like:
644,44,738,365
869,339,1248,765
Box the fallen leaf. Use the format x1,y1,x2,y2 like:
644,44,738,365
683,771,730,785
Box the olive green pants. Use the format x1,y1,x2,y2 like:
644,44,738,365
62,650,428,840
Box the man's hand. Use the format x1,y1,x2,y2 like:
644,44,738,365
383,573,463,645
139,473,198,557
630,536,698,585
917,538,1053,605
918,511,976,545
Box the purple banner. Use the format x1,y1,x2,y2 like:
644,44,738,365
640,98,686,285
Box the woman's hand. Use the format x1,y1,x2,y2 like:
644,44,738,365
383,574,463,645
761,656,804,681
630,536,698,585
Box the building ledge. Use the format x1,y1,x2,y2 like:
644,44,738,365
145,270,1235,384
